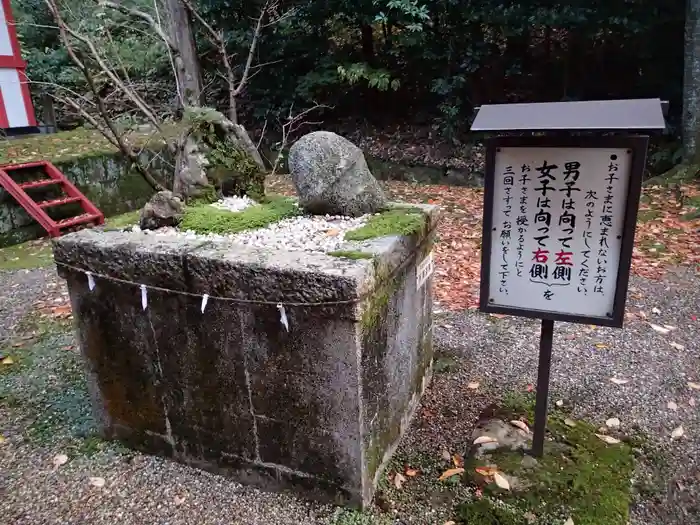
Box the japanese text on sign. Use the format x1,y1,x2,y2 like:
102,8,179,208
487,147,632,318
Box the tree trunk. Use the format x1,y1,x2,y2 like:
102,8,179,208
683,0,700,162
162,0,202,106
361,24,375,66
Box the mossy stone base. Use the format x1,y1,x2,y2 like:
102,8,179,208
53,202,440,508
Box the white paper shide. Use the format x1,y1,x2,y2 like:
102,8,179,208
488,147,632,318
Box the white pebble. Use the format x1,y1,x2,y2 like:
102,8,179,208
209,196,257,213
145,209,370,254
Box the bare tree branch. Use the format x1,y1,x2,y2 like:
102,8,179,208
45,0,165,133
271,104,329,176
98,0,176,51
43,0,168,191
234,1,271,98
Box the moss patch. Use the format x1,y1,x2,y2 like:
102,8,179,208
179,194,299,235
345,208,426,241
328,508,393,525
105,210,141,229
0,238,54,270
327,250,375,260
0,126,177,166
458,498,526,525
681,195,700,221
459,399,635,525
0,320,94,444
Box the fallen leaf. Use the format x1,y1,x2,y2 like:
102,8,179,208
668,401,678,411
493,471,511,490
474,466,498,476
610,377,629,385
438,467,464,481
564,518,575,525
53,454,68,467
595,434,621,445
467,382,480,390
564,418,577,427
89,476,106,488
0,435,6,445
690,398,697,407
452,454,464,468
1,356,14,365
670,342,685,350
50,305,73,317
394,472,406,489
606,417,621,429
405,467,419,477
510,420,530,433
649,323,671,334
555,399,564,407
489,313,507,319
174,494,186,506
594,343,609,349
652,307,661,314
441,449,451,461
325,228,340,236
688,382,700,390
671,426,685,440
473,436,498,445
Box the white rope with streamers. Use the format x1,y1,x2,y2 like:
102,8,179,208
56,261,360,307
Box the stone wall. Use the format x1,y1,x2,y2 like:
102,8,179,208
52,204,439,507
0,149,172,247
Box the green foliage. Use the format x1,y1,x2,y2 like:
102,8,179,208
337,63,400,91
179,195,299,234
15,0,172,119
16,0,686,139
345,208,426,241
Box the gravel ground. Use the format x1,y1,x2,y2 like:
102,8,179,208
0,268,62,344
1,265,698,524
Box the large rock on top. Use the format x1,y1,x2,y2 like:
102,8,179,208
288,131,387,217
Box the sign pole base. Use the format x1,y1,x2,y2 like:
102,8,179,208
531,318,554,457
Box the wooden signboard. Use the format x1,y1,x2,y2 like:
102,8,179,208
471,99,666,456
480,136,648,328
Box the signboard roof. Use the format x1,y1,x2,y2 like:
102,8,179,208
471,98,666,132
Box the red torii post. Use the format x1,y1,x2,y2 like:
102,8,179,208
0,0,37,132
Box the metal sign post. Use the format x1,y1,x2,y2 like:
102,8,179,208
471,99,667,457
532,318,554,456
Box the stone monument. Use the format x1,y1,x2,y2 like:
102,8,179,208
52,132,438,507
